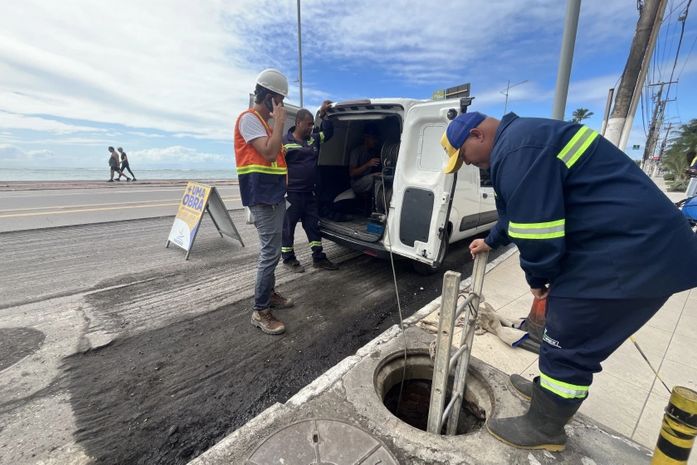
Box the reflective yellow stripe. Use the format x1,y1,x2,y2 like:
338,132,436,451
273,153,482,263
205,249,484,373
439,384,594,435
309,241,322,248
319,132,326,143
281,247,294,252
508,219,565,239
237,164,287,175
307,137,315,145
557,126,599,169
540,373,588,399
284,143,303,151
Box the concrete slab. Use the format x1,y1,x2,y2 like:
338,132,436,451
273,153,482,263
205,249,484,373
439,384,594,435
190,326,653,465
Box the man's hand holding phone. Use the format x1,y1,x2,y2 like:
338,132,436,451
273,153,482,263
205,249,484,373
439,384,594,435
271,99,286,127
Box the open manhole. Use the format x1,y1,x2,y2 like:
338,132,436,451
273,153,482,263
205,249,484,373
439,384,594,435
0,327,45,371
247,418,399,465
374,349,491,435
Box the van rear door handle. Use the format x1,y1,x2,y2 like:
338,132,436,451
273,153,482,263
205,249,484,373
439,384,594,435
482,193,488,199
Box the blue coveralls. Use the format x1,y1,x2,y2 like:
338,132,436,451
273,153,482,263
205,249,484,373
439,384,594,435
485,113,697,404
281,119,333,263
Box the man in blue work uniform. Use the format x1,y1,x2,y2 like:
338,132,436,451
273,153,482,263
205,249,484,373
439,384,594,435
281,101,338,272
441,112,697,451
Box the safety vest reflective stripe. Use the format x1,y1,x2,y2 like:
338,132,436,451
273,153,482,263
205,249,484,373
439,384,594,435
309,241,322,248
508,219,565,239
557,126,599,169
281,246,294,252
283,143,304,151
237,164,288,175
319,132,326,143
540,373,589,399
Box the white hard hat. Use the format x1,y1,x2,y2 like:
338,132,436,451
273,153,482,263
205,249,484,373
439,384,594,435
255,68,289,97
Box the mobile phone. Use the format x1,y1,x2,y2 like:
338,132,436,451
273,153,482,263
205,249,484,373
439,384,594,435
264,95,274,112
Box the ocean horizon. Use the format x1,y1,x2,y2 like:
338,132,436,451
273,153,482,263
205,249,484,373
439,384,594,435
0,167,238,182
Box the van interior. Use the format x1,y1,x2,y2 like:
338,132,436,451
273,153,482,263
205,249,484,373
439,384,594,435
316,113,402,243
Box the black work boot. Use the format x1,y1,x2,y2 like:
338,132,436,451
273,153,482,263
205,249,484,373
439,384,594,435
510,374,535,401
282,258,305,273
313,257,338,270
487,381,582,452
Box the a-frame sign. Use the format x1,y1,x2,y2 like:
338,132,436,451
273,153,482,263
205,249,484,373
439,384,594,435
166,181,244,260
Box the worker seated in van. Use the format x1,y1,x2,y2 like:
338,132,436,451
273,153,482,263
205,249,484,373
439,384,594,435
348,123,382,195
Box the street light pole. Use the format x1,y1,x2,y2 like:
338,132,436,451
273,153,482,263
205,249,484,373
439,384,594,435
500,79,528,114
552,0,581,120
297,0,303,107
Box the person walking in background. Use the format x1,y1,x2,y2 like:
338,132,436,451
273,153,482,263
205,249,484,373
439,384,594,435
107,146,130,182
234,68,293,335
118,147,137,181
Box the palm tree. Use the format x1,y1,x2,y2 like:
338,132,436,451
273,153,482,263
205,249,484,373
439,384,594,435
570,108,594,123
661,119,697,190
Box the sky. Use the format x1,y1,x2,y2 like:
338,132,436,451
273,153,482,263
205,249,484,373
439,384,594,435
0,0,696,173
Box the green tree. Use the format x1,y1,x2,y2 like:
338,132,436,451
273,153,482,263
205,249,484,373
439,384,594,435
661,119,697,191
570,108,594,123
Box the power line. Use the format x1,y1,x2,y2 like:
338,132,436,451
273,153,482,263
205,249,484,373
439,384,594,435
657,0,674,76
641,92,649,135
676,32,697,79
665,0,692,100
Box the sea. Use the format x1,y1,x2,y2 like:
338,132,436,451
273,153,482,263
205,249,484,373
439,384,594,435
0,168,237,182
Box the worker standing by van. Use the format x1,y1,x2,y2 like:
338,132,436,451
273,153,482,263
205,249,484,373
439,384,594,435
281,101,338,272
441,111,697,451
234,69,294,336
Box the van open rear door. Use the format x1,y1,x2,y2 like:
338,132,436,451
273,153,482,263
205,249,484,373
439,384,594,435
387,100,457,268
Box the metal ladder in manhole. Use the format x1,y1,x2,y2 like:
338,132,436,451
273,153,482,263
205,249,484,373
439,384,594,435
426,251,488,435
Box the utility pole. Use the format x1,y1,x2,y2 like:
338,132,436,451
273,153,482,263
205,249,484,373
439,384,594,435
600,88,615,135
297,0,304,107
642,84,665,166
605,0,667,149
658,122,673,159
642,81,677,167
552,0,581,120
500,79,528,114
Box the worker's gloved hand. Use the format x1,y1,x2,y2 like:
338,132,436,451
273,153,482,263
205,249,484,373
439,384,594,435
469,238,492,258
530,286,549,299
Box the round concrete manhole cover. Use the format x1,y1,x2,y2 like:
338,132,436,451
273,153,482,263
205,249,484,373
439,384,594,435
246,418,399,465
0,327,45,371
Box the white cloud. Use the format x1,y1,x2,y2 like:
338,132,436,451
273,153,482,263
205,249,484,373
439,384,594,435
0,144,59,167
0,0,681,170
130,146,230,169
0,0,640,143
0,0,262,141
0,111,105,134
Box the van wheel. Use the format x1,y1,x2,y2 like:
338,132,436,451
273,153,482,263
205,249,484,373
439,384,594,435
411,232,450,275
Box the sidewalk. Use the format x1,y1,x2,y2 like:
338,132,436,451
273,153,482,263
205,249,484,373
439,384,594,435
465,177,697,463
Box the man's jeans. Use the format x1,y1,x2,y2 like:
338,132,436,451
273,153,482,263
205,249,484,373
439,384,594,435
249,202,285,310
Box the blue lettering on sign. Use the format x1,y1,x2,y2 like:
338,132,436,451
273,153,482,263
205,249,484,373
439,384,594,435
182,190,205,211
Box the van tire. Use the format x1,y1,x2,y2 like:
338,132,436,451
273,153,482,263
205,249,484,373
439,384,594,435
411,230,450,275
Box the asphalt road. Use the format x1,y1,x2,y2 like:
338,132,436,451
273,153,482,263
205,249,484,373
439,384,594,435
0,181,242,232
0,190,509,465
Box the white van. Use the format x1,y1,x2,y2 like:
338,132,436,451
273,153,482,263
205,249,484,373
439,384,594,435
315,97,498,272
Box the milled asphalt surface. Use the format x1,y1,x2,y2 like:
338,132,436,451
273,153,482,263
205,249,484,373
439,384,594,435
0,184,507,465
